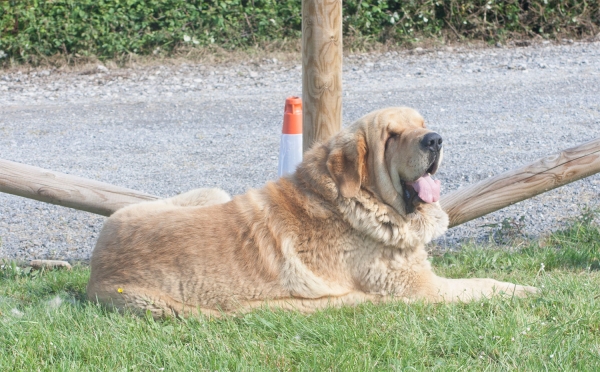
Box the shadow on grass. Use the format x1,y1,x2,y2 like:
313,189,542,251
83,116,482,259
434,211,600,275
0,262,90,306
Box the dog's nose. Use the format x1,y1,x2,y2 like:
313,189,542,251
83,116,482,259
421,132,443,152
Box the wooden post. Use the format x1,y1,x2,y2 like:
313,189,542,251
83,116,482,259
0,159,159,216
302,0,343,152
441,138,600,228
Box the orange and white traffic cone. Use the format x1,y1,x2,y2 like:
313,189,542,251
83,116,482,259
278,96,303,177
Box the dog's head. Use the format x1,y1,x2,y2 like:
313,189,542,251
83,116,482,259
324,107,443,216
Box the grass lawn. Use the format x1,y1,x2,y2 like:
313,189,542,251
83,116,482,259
1,215,599,371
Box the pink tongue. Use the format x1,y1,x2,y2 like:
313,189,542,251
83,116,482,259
406,174,441,203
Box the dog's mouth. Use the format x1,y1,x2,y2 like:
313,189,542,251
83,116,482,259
401,156,442,214
426,154,439,176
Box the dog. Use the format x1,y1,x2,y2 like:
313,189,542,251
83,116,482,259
87,107,537,317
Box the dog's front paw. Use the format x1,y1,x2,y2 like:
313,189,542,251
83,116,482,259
511,284,540,297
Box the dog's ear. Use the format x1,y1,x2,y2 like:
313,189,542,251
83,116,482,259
326,134,367,198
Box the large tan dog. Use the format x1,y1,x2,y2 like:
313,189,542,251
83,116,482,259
87,107,536,317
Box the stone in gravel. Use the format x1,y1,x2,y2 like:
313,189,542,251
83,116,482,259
508,64,527,71
97,65,109,73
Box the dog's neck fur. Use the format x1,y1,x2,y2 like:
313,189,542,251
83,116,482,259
338,189,448,250
293,143,449,251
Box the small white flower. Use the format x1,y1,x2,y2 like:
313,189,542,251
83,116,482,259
479,335,483,339
0,50,6,59
183,35,191,42
550,354,554,358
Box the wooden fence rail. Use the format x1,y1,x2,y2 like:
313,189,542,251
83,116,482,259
2,137,599,225
0,159,158,216
441,137,600,227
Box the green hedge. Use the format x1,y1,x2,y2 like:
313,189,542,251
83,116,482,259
1,0,598,63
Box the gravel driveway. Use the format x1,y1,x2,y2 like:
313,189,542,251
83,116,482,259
1,41,599,262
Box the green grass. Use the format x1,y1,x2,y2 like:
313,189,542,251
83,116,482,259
1,217,599,371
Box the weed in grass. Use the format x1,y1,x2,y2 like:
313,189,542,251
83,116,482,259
481,215,528,245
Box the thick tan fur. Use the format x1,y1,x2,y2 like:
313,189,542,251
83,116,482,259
87,107,537,318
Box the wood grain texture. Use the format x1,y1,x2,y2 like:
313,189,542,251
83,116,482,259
441,138,600,228
0,159,159,216
29,260,72,270
3,138,599,227
302,0,343,152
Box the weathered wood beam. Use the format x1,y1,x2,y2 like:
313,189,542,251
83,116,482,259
0,159,159,216
302,0,343,152
29,259,72,270
441,138,600,228
2,138,599,228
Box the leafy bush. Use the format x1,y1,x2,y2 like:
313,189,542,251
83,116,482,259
0,0,598,63
0,0,302,63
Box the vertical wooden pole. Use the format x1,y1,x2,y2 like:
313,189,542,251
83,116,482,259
302,0,343,152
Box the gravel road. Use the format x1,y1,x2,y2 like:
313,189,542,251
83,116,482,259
1,41,600,262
